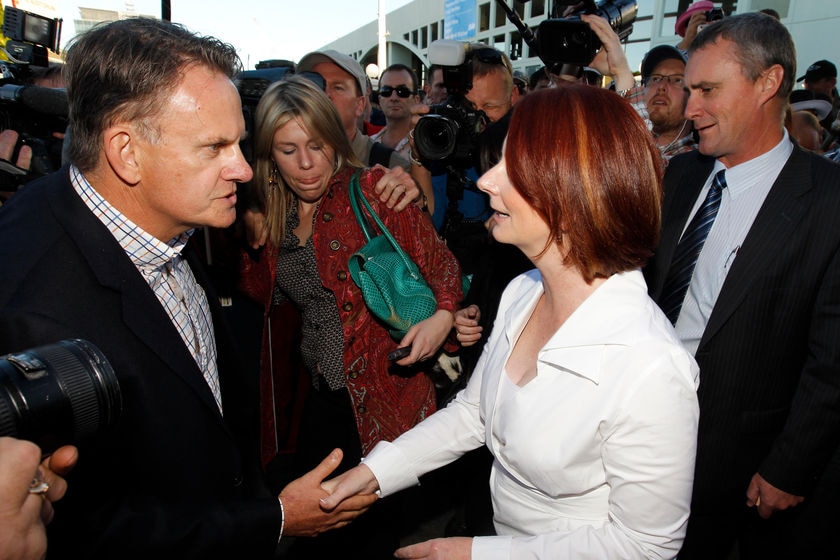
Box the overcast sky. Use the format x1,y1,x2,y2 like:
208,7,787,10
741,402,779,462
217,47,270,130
55,0,414,68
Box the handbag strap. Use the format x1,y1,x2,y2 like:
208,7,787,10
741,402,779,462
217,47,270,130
348,171,420,275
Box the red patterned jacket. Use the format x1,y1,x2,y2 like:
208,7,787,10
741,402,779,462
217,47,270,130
240,166,463,462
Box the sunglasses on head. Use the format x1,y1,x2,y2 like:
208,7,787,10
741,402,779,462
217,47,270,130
379,85,415,98
473,48,504,65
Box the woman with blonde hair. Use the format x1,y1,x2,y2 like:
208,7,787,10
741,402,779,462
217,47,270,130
247,75,462,558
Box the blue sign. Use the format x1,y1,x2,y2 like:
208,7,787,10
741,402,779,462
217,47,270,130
444,0,476,41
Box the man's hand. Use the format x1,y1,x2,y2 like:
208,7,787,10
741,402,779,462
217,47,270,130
453,305,483,348
279,448,377,537
745,472,804,519
0,129,32,170
394,537,473,559
581,14,635,91
373,165,420,211
0,438,76,560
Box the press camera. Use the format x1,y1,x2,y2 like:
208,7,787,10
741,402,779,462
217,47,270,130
412,40,490,168
0,6,67,190
497,0,637,73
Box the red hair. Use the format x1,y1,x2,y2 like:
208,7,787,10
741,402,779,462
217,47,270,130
505,84,663,282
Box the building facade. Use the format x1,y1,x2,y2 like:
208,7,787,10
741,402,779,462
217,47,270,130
321,0,840,89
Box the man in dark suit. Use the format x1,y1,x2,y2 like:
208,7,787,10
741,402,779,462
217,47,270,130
0,18,374,558
644,12,840,559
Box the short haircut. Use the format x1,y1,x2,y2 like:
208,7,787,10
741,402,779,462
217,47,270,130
427,64,444,84
471,46,514,96
504,85,663,281
689,12,796,102
253,76,362,246
64,18,241,172
380,63,419,92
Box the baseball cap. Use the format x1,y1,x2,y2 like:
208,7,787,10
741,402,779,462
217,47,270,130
790,89,833,121
297,49,367,96
675,0,715,37
641,45,688,81
796,60,837,83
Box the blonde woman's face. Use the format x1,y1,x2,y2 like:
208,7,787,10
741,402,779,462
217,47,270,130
271,117,336,203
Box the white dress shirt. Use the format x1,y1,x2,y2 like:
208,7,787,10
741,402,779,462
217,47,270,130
364,270,700,559
675,132,793,354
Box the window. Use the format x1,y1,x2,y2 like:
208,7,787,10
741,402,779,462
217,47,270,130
495,3,507,27
421,26,428,48
412,29,418,45
431,21,439,42
480,3,490,32
530,0,545,17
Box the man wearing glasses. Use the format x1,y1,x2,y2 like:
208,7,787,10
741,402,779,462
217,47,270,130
372,64,420,161
628,45,698,163
583,15,697,165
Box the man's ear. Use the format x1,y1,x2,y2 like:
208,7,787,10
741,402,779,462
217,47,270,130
102,125,141,185
758,64,784,104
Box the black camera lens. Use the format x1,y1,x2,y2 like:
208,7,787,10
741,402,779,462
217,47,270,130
414,114,460,161
0,339,122,454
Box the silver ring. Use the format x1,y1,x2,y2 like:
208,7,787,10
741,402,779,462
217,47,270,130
29,478,49,495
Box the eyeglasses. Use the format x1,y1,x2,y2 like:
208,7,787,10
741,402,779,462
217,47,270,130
646,74,686,88
378,85,416,98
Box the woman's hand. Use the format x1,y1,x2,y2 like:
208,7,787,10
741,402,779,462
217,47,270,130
319,462,380,510
395,309,454,365
394,537,473,559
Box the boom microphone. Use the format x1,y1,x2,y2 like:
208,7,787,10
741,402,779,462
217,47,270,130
0,84,68,117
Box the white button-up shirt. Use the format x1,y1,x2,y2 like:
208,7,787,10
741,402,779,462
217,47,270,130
364,269,699,559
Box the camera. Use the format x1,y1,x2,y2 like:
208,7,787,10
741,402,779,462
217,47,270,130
496,0,637,71
413,40,490,168
1,6,67,190
705,8,725,22
0,339,122,454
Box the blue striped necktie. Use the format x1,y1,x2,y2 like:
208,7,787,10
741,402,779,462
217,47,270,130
660,169,728,325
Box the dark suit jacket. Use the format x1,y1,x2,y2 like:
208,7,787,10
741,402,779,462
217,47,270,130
645,146,840,515
0,169,282,558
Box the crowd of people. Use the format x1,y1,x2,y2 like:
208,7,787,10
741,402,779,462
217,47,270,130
1,4,839,560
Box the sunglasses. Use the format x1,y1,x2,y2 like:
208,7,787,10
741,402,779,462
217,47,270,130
378,85,416,98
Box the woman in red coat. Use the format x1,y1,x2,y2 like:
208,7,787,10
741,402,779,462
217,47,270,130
246,76,463,558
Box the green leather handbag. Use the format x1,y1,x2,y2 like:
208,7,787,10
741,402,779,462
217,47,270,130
347,171,437,340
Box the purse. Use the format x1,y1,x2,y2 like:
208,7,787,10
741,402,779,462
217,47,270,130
347,171,437,339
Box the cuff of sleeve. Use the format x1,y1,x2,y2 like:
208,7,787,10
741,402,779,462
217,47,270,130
362,441,421,497
470,535,512,560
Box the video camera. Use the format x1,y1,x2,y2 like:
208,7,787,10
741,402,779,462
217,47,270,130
497,0,637,75
0,6,67,191
412,40,490,169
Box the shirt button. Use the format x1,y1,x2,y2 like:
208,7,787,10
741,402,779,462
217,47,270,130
348,370,359,379
342,302,353,312
330,240,341,251
322,212,334,222
337,270,348,281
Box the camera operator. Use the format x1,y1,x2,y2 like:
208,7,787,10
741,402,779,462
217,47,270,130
0,437,77,560
0,128,32,203
409,45,519,276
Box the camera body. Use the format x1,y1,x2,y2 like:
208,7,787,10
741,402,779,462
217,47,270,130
413,40,490,168
534,0,638,68
705,7,725,22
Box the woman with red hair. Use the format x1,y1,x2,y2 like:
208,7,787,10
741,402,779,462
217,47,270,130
323,84,700,559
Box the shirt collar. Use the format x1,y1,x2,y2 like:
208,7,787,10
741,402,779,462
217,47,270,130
70,165,192,272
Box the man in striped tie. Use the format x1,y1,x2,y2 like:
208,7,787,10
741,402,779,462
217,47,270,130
644,11,840,560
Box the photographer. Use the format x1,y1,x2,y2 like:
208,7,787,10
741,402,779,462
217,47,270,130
409,45,519,276
0,129,32,204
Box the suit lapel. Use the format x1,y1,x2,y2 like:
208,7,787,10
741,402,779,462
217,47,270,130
49,173,225,419
699,148,812,349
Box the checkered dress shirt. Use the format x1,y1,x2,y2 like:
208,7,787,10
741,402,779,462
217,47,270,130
70,166,222,412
